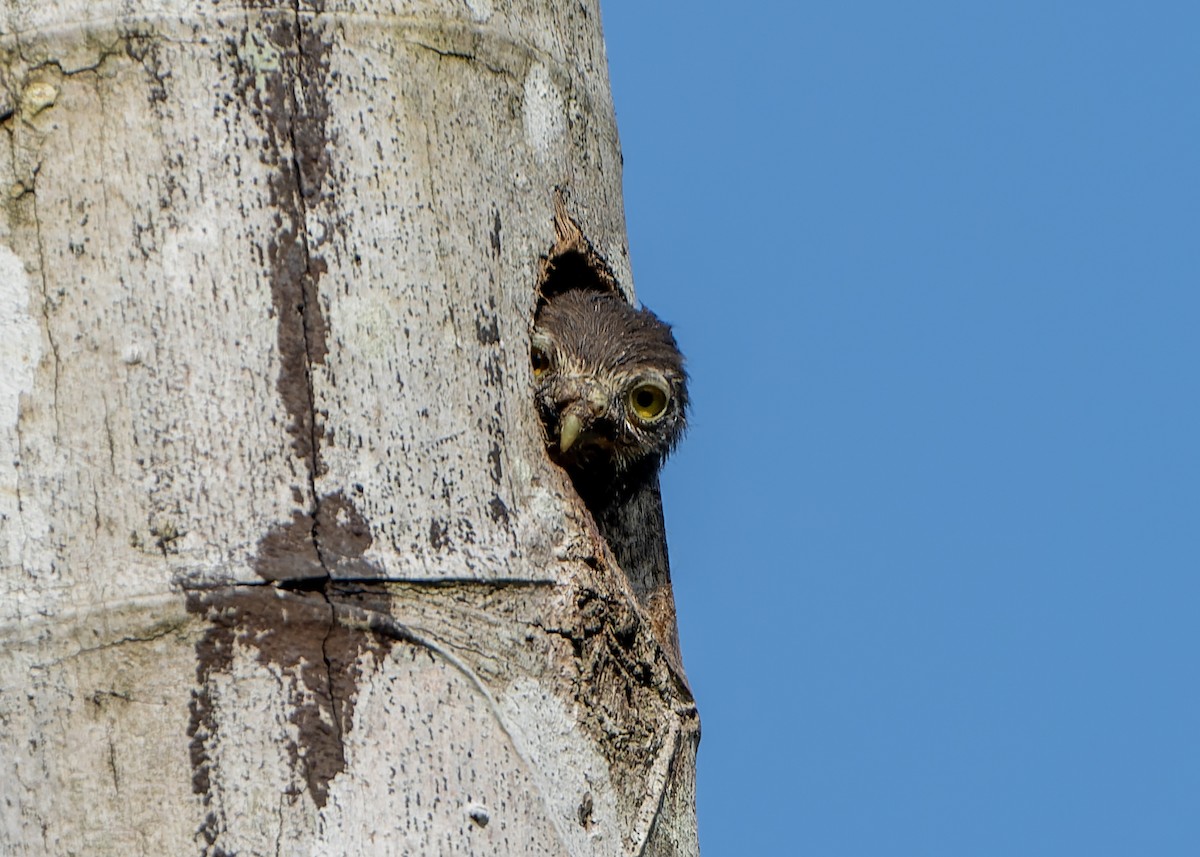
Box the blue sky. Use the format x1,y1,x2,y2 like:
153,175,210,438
601,2,1200,854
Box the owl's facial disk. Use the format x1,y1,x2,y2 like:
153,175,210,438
530,290,687,475
531,335,680,473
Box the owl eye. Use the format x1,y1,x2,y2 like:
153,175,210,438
628,379,670,423
531,343,552,378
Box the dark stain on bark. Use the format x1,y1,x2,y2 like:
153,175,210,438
476,296,500,345
315,489,380,577
242,15,332,468
487,440,503,485
186,587,393,819
490,208,502,257
125,34,171,106
252,507,324,582
429,517,451,550
482,354,503,387
192,487,384,821
476,316,500,345
186,13,393,842
252,489,378,582
488,495,511,526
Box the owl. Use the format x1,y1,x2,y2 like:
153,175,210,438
531,289,687,492
531,287,689,664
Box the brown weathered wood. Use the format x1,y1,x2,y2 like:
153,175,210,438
0,1,698,854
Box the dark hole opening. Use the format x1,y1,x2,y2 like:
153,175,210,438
537,249,617,311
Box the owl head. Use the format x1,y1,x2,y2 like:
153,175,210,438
531,289,688,478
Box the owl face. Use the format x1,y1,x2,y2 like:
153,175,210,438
531,290,687,475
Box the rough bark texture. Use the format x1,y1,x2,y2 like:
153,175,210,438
0,2,699,854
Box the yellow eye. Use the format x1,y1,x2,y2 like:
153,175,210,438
628,380,670,422
531,344,551,378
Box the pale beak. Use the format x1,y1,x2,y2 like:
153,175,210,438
559,412,584,452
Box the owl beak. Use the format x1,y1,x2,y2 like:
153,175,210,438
557,386,609,453
559,413,584,452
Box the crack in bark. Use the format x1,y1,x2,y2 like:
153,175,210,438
184,11,356,835
101,393,118,474
12,415,28,565
272,1,350,808
278,0,347,785
43,619,187,666
404,31,519,79
265,6,330,554
274,793,286,857
27,170,63,439
410,40,477,62
106,732,121,793
23,51,122,79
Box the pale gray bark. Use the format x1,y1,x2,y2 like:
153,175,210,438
0,2,698,854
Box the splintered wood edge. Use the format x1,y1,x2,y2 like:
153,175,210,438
538,187,622,302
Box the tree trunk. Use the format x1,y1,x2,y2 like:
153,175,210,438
0,2,698,854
